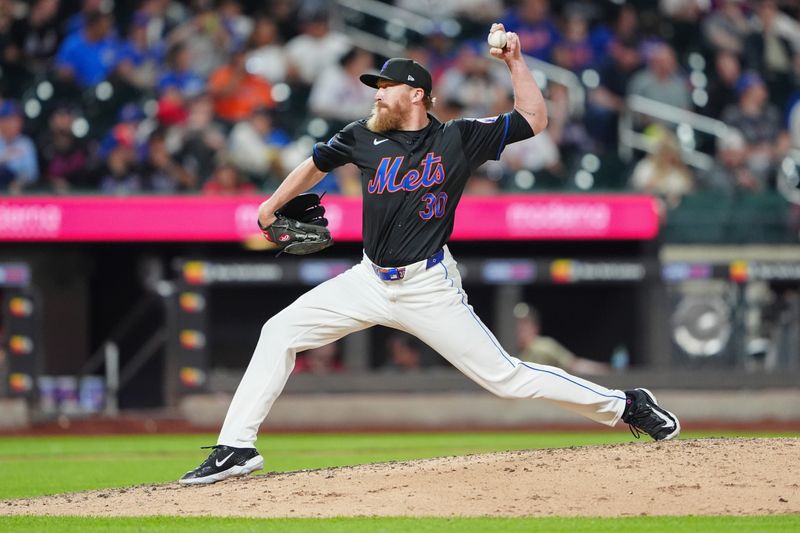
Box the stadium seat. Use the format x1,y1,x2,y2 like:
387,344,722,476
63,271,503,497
663,191,734,243
728,192,793,243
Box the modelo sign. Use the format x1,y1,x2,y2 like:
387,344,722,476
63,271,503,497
0,195,658,242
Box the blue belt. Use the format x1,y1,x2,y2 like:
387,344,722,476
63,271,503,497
372,248,444,281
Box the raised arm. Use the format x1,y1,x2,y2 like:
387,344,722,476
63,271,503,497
257,157,326,228
489,23,548,135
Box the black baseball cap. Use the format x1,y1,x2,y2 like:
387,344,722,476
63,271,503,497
360,58,432,95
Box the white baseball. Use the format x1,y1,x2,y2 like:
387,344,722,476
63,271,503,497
488,30,507,49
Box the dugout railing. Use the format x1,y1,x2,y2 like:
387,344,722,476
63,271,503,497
619,94,732,171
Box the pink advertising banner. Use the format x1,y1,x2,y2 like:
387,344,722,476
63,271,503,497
0,195,659,242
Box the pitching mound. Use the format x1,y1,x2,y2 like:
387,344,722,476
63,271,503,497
3,438,799,518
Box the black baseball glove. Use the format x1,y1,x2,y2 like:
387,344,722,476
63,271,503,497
258,193,333,255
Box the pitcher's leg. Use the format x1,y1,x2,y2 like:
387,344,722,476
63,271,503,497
218,264,384,447
398,260,626,426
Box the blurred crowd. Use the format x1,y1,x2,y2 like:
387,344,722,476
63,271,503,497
1,0,800,202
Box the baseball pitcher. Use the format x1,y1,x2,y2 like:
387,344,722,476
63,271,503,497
180,23,680,485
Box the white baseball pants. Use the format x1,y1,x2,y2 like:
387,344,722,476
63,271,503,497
218,246,627,448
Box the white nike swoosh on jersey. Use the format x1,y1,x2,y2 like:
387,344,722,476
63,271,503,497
652,408,676,429
215,452,235,467
373,138,389,145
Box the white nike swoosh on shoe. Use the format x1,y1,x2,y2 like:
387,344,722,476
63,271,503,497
652,408,676,429
373,138,389,145
179,455,264,485
215,452,235,467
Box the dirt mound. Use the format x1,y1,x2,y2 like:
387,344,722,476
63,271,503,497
3,438,799,518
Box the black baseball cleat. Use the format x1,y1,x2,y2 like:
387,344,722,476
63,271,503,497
179,445,264,485
622,388,681,441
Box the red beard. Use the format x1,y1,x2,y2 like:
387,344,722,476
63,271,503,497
366,102,405,132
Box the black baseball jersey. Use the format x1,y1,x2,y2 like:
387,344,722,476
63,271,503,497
312,109,534,267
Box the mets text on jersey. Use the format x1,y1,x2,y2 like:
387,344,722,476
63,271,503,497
367,152,445,194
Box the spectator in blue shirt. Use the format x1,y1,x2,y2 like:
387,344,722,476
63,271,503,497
0,101,39,193
55,10,122,88
501,0,561,62
589,3,639,65
157,43,205,98
116,12,166,90
552,6,597,73
96,124,141,195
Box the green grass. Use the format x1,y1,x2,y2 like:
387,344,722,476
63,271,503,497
1,515,799,532
1,431,798,532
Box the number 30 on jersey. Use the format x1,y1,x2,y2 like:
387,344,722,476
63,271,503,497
419,192,448,220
